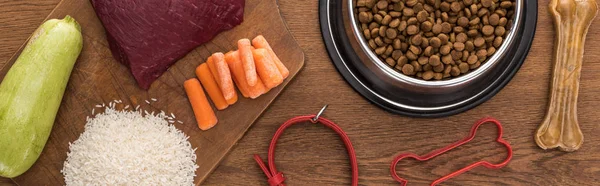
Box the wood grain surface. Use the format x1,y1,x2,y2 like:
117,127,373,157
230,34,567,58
2,0,600,185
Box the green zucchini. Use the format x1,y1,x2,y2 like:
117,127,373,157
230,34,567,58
0,15,83,178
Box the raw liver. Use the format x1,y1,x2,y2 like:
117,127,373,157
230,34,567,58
91,0,245,89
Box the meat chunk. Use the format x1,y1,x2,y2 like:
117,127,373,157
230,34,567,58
91,0,245,89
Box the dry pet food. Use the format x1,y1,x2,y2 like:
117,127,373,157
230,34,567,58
356,0,515,80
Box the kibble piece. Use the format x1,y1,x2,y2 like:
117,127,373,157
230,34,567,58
481,0,493,7
434,72,443,80
403,8,415,17
476,49,488,59
462,50,470,61
474,37,485,47
375,46,386,55
456,33,468,43
487,47,496,56
482,25,495,36
450,2,462,13
465,41,475,51
386,57,396,67
386,28,398,39
359,12,370,23
421,21,433,32
429,55,441,66
498,17,508,26
379,26,388,38
369,39,377,49
493,37,503,48
417,11,429,22
393,39,401,49
440,44,452,55
375,37,385,46
383,37,393,44
401,43,409,52
432,24,443,34
444,65,452,75
374,14,383,24
397,56,409,67
477,8,489,17
441,54,453,64
454,42,465,51
469,17,481,26
382,15,392,25
484,35,495,43
423,46,433,56
384,45,394,56
402,64,416,75
470,61,481,69
389,19,401,28
423,64,432,71
412,34,423,45
441,12,449,22
392,50,403,60
451,66,461,76
438,34,449,44
501,1,513,8
363,29,372,40
369,22,379,30
433,63,444,72
409,45,421,55
422,71,434,80
489,14,500,26
453,26,465,33
413,3,424,13
459,63,470,73
495,26,506,36
470,4,479,15
467,29,479,37
406,0,418,7
407,25,420,35
458,17,469,27
377,0,388,9
389,11,402,17
429,37,442,48
441,22,452,33
416,72,423,78
407,17,418,25
420,38,430,48
440,2,450,12
467,55,478,64
371,28,380,37
418,56,429,65
398,21,408,31
393,1,404,11
406,51,418,60
411,61,422,71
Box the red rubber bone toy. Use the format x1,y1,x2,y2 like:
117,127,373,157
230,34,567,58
390,117,513,186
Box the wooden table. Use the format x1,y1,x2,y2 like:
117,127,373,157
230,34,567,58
1,0,599,185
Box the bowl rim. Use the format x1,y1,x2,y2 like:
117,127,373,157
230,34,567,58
348,0,524,88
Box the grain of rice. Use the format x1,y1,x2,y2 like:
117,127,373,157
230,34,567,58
135,105,140,111
171,113,176,119
177,120,183,124
124,105,130,109
91,108,95,115
62,107,198,186
145,100,150,104
95,105,102,108
151,98,157,102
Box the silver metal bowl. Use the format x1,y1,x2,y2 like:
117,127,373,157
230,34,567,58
346,0,523,94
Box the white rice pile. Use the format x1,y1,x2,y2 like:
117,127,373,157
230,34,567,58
62,105,198,186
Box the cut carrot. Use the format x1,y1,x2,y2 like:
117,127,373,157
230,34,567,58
225,50,267,99
206,56,219,83
212,52,238,104
183,78,218,130
252,48,283,89
238,39,258,86
195,63,228,110
252,35,290,78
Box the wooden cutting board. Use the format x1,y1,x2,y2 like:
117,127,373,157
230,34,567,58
0,0,304,185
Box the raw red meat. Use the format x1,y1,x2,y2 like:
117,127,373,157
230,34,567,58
91,0,245,89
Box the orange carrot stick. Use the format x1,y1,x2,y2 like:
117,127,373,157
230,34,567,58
195,63,228,110
238,39,258,86
252,35,290,78
225,51,267,99
206,56,219,83
212,52,237,104
252,48,283,89
183,78,218,130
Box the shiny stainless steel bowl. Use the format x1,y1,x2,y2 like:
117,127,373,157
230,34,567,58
346,0,523,94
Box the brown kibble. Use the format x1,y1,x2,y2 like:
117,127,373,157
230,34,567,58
495,26,506,36
389,18,401,28
423,64,433,71
379,26,388,38
493,37,503,48
374,14,383,24
474,37,485,47
430,37,442,48
482,25,495,36
467,29,479,37
417,11,429,22
465,41,475,51
416,72,423,77
401,42,409,52
484,34,495,43
440,2,450,12
442,54,453,64
377,0,388,9
429,55,441,66
393,1,405,11
444,65,452,75
368,39,377,49
386,57,396,67
487,47,496,56
385,45,394,56
369,22,379,30
411,61,422,71
462,50,470,62
432,24,443,34
499,17,508,26
423,71,434,80
441,22,452,33
467,55,478,64
456,33,468,43
501,1,513,8
402,64,416,75
450,2,462,13
489,14,500,26
418,56,429,65
382,15,392,25
384,37,393,44
476,49,487,58
407,18,418,25
389,11,402,18
363,29,371,40
440,44,452,55
412,34,423,45
438,34,449,44
406,51,418,60
397,56,409,67
453,26,465,33
451,66,461,76
454,42,465,51
398,21,408,31
421,21,433,32
375,37,384,46
433,63,444,73
481,0,493,7
386,29,398,39
407,25,420,35
406,0,418,7
441,12,449,22
375,46,386,55
420,37,429,48
403,8,415,17
393,39,401,49
451,50,462,61
469,17,481,26
470,4,478,15
409,45,421,55
458,17,469,27
371,28,380,38
423,46,434,56
359,12,370,23
470,61,481,69
392,50,403,60
459,63,470,73
434,72,443,80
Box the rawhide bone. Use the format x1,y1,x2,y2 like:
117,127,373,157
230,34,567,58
535,0,598,152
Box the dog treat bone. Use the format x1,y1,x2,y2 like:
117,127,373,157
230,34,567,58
535,0,598,152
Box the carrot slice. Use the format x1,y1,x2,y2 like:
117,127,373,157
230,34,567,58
252,48,283,89
252,35,290,78
206,56,219,83
238,39,258,86
183,78,218,130
212,52,237,104
195,63,228,110
225,50,267,99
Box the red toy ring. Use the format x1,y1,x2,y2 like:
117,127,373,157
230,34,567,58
390,117,513,186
